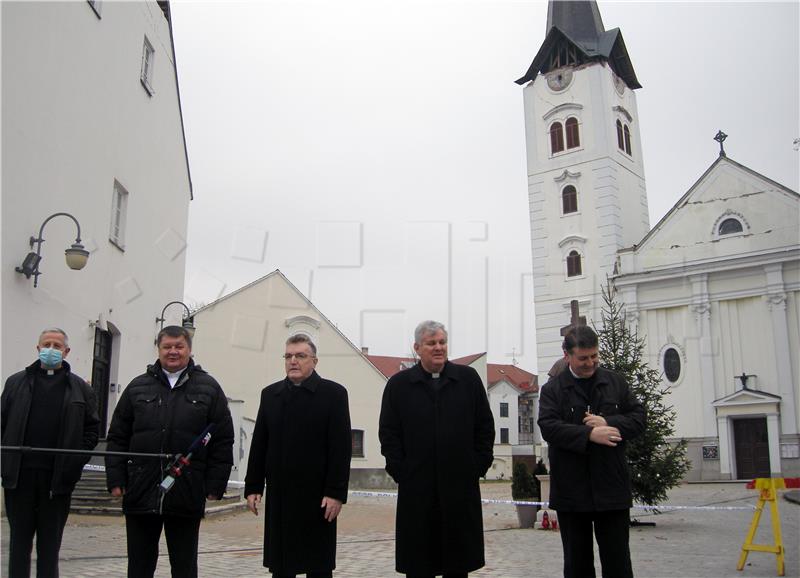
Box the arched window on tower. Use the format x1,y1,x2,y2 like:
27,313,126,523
562,185,577,214
566,250,582,277
550,122,564,154
623,124,632,156
565,117,580,149
718,218,743,235
616,120,624,150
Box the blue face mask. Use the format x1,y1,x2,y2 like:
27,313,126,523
38,347,63,368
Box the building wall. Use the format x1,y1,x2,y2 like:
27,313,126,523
615,160,800,479
188,273,388,482
488,380,520,446
1,1,191,429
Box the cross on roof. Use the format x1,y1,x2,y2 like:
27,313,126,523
560,299,586,337
714,130,728,157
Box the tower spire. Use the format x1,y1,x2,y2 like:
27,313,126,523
547,0,605,41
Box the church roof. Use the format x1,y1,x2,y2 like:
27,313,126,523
516,0,641,89
623,154,799,254
487,363,538,393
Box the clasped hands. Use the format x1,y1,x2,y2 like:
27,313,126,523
583,412,623,447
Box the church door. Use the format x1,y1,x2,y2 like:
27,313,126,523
733,417,770,479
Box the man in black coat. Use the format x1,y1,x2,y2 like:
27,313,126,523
245,334,352,578
379,320,495,578
1,327,100,578
105,325,234,578
538,325,646,578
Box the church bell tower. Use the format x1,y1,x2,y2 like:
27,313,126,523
517,0,650,375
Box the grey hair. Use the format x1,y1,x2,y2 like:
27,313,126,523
414,320,447,345
39,327,69,346
286,333,317,356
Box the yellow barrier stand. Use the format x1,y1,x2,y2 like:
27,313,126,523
737,478,785,576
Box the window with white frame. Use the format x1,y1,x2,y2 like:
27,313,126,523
140,36,155,95
110,180,129,250
500,402,509,418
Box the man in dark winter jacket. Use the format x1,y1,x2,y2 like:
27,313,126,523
1,327,100,578
105,325,234,578
538,326,646,578
245,334,352,578
379,320,495,578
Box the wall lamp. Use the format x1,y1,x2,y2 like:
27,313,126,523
155,301,196,344
15,212,90,288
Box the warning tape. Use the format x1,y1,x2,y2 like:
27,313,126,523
348,490,755,511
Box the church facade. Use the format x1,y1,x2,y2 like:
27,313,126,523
614,155,800,479
519,1,799,480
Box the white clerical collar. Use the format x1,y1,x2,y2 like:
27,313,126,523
162,368,184,388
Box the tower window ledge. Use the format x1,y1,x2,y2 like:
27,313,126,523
549,146,583,159
560,210,581,219
565,274,586,281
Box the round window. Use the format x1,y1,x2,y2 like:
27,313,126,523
663,347,681,383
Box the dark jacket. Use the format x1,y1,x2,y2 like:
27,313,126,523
105,359,234,518
244,371,351,574
1,360,100,494
538,366,646,512
378,361,495,574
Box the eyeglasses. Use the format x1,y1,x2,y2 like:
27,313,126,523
283,353,314,361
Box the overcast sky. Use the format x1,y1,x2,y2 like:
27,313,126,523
170,0,799,373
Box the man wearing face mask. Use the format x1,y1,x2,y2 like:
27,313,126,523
1,327,100,578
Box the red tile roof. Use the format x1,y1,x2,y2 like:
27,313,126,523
487,363,538,393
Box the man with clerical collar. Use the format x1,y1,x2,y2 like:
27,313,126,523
2,327,100,578
379,320,495,578
538,325,646,578
105,325,234,578
245,334,352,578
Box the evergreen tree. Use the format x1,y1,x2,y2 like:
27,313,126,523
596,284,691,507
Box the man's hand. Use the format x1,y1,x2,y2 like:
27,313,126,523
589,425,623,447
207,494,220,501
247,493,262,516
321,496,342,522
110,486,125,497
583,412,608,428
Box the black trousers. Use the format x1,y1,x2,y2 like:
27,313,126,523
3,468,72,578
125,513,202,578
556,509,633,578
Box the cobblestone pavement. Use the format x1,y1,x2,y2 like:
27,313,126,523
2,482,798,577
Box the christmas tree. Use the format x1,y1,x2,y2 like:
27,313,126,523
596,284,691,507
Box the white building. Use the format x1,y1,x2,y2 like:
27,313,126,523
519,0,799,480
517,0,650,377
614,154,800,479
189,270,390,487
486,364,538,480
1,1,193,435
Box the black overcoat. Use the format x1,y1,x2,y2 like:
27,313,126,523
244,371,351,574
378,361,495,574
538,366,646,511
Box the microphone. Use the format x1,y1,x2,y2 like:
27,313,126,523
160,423,215,493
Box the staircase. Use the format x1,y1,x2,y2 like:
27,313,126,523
71,468,245,516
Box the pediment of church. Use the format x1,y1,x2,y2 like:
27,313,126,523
620,157,799,273
712,388,782,407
